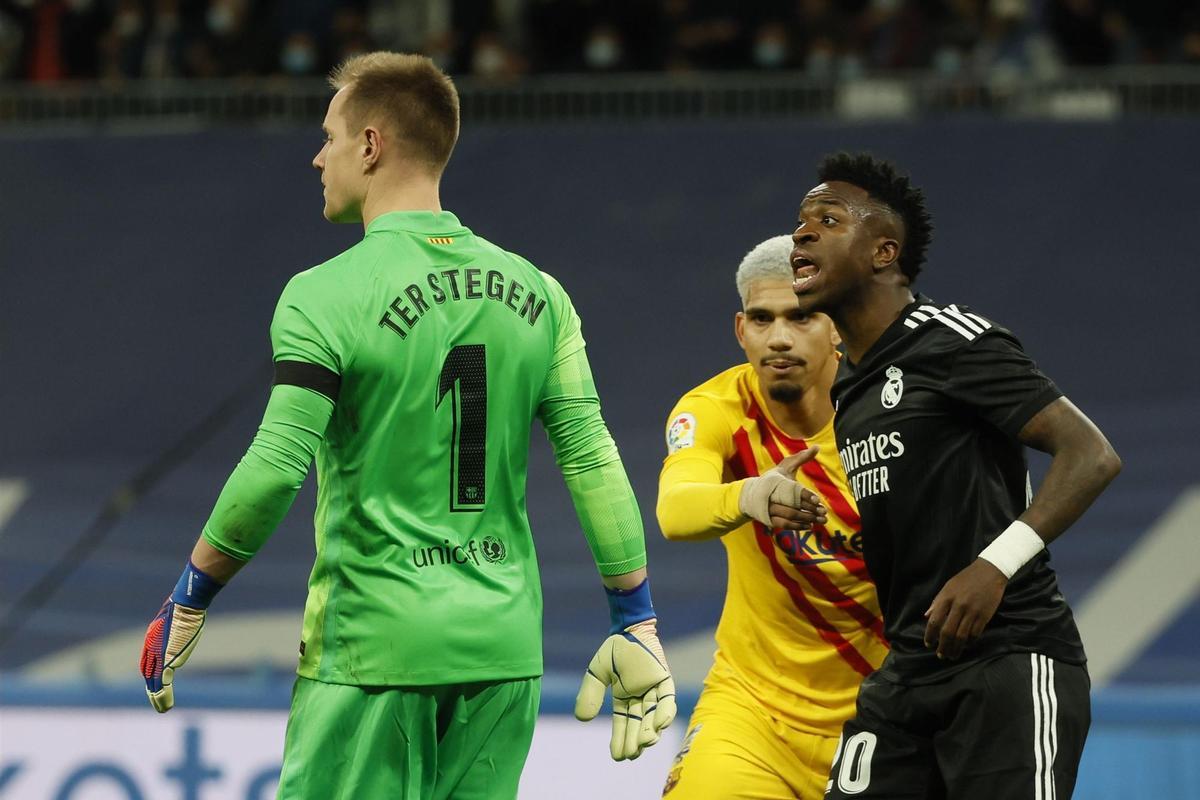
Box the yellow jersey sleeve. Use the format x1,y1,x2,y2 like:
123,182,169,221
656,394,749,541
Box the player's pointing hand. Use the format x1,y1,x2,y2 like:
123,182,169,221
738,446,828,530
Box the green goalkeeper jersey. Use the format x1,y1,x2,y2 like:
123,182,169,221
206,210,645,685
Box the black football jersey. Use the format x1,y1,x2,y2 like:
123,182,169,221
832,295,1086,684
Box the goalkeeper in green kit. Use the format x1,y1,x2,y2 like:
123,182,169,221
138,51,675,798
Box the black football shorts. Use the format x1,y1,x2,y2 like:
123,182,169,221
825,652,1090,799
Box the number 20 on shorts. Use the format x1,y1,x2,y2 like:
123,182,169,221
827,731,878,796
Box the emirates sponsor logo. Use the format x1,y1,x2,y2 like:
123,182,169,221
838,431,905,501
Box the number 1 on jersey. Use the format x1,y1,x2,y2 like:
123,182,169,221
436,344,488,512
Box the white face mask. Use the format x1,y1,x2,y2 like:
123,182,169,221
207,6,235,35
473,44,506,76
933,47,963,76
754,40,787,68
584,36,621,69
281,44,316,75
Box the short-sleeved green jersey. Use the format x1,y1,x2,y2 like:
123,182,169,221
273,210,585,685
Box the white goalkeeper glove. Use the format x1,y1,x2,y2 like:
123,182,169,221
139,560,224,712
738,446,827,530
574,579,676,761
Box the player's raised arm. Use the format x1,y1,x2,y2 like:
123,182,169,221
657,400,826,542
656,400,745,541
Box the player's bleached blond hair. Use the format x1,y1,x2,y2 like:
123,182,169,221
329,52,460,175
735,235,795,305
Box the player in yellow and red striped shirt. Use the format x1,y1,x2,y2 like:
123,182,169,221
658,236,888,799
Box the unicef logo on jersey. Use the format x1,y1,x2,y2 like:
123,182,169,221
411,536,508,569
480,535,507,563
881,365,904,409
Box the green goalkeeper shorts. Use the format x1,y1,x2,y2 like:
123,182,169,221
276,675,541,800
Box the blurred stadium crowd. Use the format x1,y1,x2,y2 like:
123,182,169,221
1,0,1198,84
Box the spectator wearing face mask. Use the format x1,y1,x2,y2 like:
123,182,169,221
750,20,792,69
582,23,626,71
140,0,186,79
279,29,319,76
98,0,147,79
185,0,272,77
469,30,524,80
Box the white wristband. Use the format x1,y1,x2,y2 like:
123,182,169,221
978,520,1045,579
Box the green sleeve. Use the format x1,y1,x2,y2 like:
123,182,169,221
201,384,334,561
537,278,647,576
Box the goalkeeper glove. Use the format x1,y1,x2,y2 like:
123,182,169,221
574,578,676,761
139,560,224,712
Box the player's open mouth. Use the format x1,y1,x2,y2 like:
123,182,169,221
792,254,819,292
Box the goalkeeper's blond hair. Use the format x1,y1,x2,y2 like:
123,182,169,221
329,52,460,176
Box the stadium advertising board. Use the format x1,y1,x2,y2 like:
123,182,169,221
0,710,680,799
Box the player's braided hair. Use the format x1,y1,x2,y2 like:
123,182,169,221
817,152,933,283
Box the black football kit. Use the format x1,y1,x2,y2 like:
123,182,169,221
825,296,1090,800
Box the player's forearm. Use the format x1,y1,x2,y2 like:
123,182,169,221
657,461,747,542
202,384,333,561
201,453,302,561
564,458,648,576
541,397,621,475
190,536,246,583
1017,397,1121,544
601,566,647,591
537,346,648,574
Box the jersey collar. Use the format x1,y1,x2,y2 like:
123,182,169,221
365,210,468,236
846,293,933,370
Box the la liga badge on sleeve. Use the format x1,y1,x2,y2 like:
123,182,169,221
667,413,697,454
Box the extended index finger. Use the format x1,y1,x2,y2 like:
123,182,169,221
774,446,820,476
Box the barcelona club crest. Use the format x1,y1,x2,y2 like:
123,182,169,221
881,365,904,409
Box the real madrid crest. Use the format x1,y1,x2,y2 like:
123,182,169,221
881,365,904,409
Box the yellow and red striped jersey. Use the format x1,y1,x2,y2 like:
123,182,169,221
657,364,888,736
